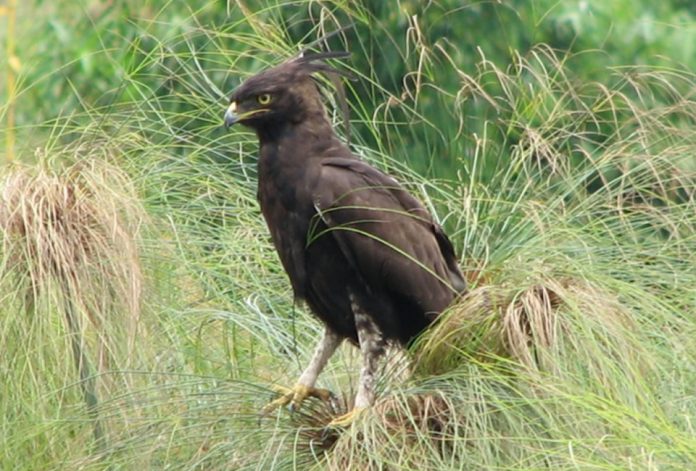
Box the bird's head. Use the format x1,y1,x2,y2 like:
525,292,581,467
224,51,351,133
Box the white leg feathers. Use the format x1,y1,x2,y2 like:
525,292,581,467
297,327,341,388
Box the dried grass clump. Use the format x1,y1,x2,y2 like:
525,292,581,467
0,155,144,356
323,392,459,470
411,285,509,375
501,282,564,369
0,152,146,445
413,275,644,380
373,392,454,444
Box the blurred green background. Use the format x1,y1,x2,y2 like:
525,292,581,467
3,0,695,176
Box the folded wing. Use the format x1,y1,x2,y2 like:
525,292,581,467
312,158,466,319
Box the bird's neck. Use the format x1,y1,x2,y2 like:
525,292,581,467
256,115,346,193
256,114,336,150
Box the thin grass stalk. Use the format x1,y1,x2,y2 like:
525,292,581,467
60,270,105,450
3,0,17,162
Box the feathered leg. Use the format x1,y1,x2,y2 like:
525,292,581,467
262,327,340,415
329,296,385,426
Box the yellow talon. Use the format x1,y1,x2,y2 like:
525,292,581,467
261,384,335,415
328,407,366,427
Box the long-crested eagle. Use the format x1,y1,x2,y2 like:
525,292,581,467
224,51,466,425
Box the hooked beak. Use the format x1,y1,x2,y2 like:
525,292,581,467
224,102,239,129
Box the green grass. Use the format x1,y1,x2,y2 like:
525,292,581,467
1,3,696,470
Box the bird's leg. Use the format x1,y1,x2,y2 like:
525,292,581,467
262,327,340,415
329,297,385,427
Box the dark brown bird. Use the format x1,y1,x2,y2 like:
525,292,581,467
224,51,466,425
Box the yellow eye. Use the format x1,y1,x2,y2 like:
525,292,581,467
257,93,272,105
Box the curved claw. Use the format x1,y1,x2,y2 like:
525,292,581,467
261,384,335,416
327,407,366,427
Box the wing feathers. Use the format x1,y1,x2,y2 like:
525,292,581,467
313,158,466,311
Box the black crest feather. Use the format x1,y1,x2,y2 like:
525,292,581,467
295,50,351,63
291,49,354,142
292,51,356,81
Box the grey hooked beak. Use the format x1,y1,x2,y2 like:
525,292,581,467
224,102,239,129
